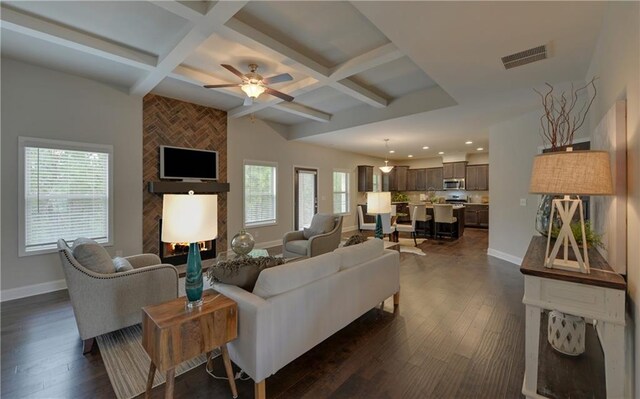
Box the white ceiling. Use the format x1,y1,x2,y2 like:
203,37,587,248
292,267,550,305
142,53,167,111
0,1,609,159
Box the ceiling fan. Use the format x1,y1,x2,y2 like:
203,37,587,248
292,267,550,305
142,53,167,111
204,63,294,106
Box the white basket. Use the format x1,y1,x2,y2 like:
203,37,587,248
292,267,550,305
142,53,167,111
547,310,585,356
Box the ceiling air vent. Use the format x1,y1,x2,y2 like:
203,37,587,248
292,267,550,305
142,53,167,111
501,45,547,70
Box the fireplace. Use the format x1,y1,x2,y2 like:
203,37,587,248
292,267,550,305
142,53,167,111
158,219,216,265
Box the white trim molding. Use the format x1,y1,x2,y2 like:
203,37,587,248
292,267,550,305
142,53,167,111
1,279,67,302
487,248,523,266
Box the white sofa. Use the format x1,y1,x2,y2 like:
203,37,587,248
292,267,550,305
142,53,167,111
213,239,400,398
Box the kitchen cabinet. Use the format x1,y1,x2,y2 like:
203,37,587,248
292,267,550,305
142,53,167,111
357,165,374,192
466,164,489,191
443,162,467,179
465,204,489,228
406,169,426,191
426,167,443,191
384,166,409,191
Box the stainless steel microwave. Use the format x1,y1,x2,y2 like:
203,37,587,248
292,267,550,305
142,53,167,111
443,178,465,190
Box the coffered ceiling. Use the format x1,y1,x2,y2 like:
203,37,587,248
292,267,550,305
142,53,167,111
1,1,609,159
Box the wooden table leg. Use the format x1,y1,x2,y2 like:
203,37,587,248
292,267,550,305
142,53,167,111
145,362,156,398
221,344,238,398
165,368,175,399
522,305,541,398
600,321,625,398
255,380,266,399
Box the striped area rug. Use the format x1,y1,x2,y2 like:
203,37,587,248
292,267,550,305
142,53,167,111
96,324,207,399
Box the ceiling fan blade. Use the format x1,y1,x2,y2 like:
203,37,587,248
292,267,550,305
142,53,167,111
203,83,240,88
221,64,246,79
262,73,293,85
243,97,253,106
264,87,294,102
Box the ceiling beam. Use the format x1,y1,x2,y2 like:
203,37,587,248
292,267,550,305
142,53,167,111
272,103,331,123
0,5,157,71
329,42,403,80
220,18,390,108
130,1,248,96
147,1,204,22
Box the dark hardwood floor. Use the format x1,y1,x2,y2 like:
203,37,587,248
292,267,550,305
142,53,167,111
1,229,604,398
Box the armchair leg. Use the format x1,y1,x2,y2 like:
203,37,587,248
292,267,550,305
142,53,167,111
255,380,266,399
393,291,400,307
82,338,95,354
412,232,417,246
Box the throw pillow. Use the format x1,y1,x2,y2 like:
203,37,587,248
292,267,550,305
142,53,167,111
344,234,368,247
208,256,285,291
72,238,116,274
303,214,335,239
113,257,134,273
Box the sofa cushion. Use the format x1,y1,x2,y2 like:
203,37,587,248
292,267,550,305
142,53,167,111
303,214,335,239
72,238,116,274
208,256,285,291
334,238,384,270
253,252,341,298
113,257,134,272
284,240,309,255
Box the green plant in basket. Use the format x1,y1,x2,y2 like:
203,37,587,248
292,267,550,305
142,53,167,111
550,221,602,249
391,192,409,202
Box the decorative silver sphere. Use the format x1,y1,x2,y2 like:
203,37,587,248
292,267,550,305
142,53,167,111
231,229,255,255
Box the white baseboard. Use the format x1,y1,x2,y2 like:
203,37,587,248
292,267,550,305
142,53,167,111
487,248,523,266
1,279,67,302
343,225,358,233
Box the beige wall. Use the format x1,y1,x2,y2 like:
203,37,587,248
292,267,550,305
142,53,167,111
585,2,639,395
227,117,382,246
0,59,143,299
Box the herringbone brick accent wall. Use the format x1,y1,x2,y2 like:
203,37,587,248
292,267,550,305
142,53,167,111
142,94,228,256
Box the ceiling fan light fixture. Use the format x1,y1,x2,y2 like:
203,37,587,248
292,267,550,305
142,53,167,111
241,83,266,99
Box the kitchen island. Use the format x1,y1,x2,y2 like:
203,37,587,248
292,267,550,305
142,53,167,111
422,204,465,239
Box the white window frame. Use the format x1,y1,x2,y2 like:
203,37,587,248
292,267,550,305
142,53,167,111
332,169,351,216
243,160,278,228
18,137,114,257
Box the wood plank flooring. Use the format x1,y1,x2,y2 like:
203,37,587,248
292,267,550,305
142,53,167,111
1,229,604,398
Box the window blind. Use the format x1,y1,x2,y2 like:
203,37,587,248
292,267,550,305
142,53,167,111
24,146,110,252
333,171,349,214
244,163,277,226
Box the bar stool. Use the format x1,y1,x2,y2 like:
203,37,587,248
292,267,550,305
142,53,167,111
433,204,457,239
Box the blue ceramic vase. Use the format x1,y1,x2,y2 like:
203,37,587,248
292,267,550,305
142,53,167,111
185,242,203,307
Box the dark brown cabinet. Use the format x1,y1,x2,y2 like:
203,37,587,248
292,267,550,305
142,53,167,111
466,164,489,191
406,169,417,191
426,167,443,190
357,165,374,192
443,162,467,179
464,204,489,228
384,166,409,191
415,169,427,191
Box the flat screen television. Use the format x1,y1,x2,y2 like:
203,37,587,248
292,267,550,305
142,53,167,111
160,145,218,181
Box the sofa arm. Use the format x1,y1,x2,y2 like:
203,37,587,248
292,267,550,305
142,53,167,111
283,230,305,245
308,230,341,257
125,253,162,269
65,264,179,340
213,283,273,382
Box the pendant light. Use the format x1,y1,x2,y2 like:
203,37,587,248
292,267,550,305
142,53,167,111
379,139,394,173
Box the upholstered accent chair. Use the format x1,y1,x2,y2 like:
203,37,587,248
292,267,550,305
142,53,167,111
57,239,179,353
282,214,343,258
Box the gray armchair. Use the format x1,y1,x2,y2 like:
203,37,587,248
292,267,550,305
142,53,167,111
283,214,343,258
57,239,178,353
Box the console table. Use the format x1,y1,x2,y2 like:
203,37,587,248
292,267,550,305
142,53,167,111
520,236,626,399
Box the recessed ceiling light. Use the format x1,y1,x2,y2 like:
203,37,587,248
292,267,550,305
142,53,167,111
477,147,484,151
389,150,395,153
465,141,473,145
408,155,413,158
422,146,429,150
438,151,444,155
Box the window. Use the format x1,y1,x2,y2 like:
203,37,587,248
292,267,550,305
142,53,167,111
333,170,350,214
244,161,277,227
19,137,113,256
373,173,380,192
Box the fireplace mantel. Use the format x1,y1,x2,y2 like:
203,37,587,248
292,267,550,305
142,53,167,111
148,181,230,194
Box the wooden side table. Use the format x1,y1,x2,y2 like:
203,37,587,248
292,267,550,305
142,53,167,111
520,236,626,399
142,290,238,399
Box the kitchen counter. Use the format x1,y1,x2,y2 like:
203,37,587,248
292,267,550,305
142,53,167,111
463,202,489,206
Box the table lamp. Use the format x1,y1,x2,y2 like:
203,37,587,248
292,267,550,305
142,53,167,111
367,192,391,239
162,191,218,308
529,149,612,273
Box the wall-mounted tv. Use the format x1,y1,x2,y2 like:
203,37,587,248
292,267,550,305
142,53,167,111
160,145,218,181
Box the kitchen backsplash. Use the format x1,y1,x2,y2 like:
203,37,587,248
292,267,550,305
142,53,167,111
406,190,489,203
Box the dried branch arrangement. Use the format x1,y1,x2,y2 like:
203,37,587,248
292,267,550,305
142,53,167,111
534,77,597,149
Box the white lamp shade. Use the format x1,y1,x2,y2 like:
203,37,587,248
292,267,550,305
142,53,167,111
241,83,266,98
367,192,391,214
162,194,218,243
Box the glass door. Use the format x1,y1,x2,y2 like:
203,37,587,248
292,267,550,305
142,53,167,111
294,168,318,230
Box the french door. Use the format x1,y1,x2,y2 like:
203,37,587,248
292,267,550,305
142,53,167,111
294,167,318,230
